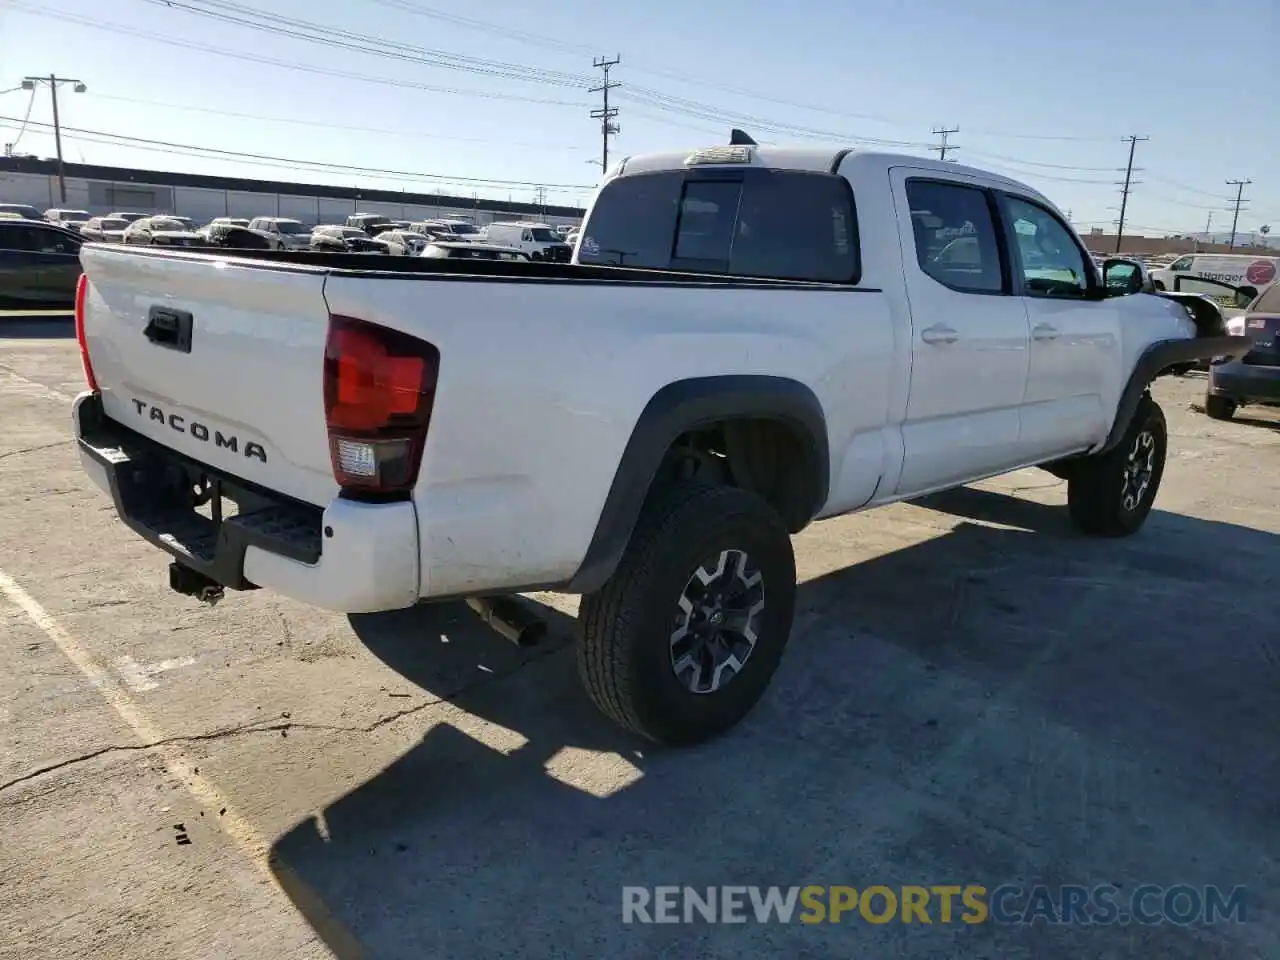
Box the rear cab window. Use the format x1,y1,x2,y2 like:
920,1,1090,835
578,168,859,283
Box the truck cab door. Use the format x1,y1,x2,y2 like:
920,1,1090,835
997,193,1118,460
890,169,1031,495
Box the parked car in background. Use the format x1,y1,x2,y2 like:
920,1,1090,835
427,218,482,240
311,224,390,253
377,229,431,256
122,216,207,248
0,217,83,311
80,216,130,243
107,211,149,224
483,221,573,261
1204,282,1280,421
204,223,274,250
196,218,250,240
346,213,395,236
0,202,42,221
44,208,92,233
419,241,530,261
246,217,313,250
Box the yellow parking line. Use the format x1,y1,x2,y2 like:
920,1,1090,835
0,568,365,959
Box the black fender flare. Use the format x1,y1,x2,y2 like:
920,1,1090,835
1101,333,1252,453
566,375,830,594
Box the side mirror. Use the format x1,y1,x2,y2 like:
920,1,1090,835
1102,257,1150,296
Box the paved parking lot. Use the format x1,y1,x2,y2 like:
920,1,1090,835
1,319,1277,960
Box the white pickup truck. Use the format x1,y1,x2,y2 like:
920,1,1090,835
71,136,1249,746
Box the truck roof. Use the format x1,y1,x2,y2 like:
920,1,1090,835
613,144,1046,200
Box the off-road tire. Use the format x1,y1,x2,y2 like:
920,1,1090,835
1067,393,1167,537
577,483,797,746
1204,393,1236,421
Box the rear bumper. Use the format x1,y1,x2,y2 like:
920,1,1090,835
73,391,420,613
1208,359,1280,403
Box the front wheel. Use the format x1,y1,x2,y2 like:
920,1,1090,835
1067,393,1167,537
577,483,797,746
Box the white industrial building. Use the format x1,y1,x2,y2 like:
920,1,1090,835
0,156,585,228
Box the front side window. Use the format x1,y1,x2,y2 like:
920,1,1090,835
1003,196,1089,298
0,225,80,253
905,180,1004,294
1169,256,1194,271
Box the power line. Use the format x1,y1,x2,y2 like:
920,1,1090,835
588,55,622,174
1113,135,1148,253
929,126,959,161
1225,179,1252,250
90,93,583,151
0,3,589,107
0,115,595,191
136,0,590,87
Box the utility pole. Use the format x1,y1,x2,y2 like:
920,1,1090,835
21,74,87,204
930,125,959,161
1225,179,1252,250
1113,134,1148,253
588,55,621,174
533,185,547,217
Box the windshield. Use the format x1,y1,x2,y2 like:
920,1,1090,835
275,220,310,234
446,223,478,235
529,227,559,242
100,218,128,230
149,218,188,231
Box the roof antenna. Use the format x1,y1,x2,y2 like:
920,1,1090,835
729,128,757,146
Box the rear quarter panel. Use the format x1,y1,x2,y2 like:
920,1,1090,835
323,273,895,597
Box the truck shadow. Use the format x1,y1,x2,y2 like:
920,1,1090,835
269,494,1279,960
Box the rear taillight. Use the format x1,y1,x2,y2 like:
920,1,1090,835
323,315,440,498
74,272,98,392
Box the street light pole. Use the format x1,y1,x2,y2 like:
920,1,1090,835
21,74,87,204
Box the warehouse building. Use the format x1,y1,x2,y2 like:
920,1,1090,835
0,156,586,228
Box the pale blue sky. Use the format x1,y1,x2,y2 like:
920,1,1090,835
1,0,1276,236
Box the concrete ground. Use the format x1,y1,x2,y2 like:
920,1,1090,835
0,319,1276,960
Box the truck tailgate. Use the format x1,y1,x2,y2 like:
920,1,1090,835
79,245,336,507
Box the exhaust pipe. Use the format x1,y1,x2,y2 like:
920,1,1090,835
466,596,547,647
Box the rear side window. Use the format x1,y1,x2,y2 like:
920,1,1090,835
905,180,1004,294
579,170,859,282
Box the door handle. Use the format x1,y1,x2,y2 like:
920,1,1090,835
921,324,958,345
1032,323,1060,341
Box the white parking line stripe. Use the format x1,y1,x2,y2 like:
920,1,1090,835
0,567,365,959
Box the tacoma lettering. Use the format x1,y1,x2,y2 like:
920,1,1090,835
130,399,267,463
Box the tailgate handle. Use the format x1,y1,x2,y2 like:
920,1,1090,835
144,306,193,353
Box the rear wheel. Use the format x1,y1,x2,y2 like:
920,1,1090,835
577,483,797,746
1204,393,1237,421
1067,394,1167,537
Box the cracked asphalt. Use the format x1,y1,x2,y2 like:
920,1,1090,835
0,319,1277,960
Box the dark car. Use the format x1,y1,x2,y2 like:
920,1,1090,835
311,225,389,253
204,224,274,250
1205,283,1280,420
0,202,43,221
0,219,83,312
345,212,395,236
